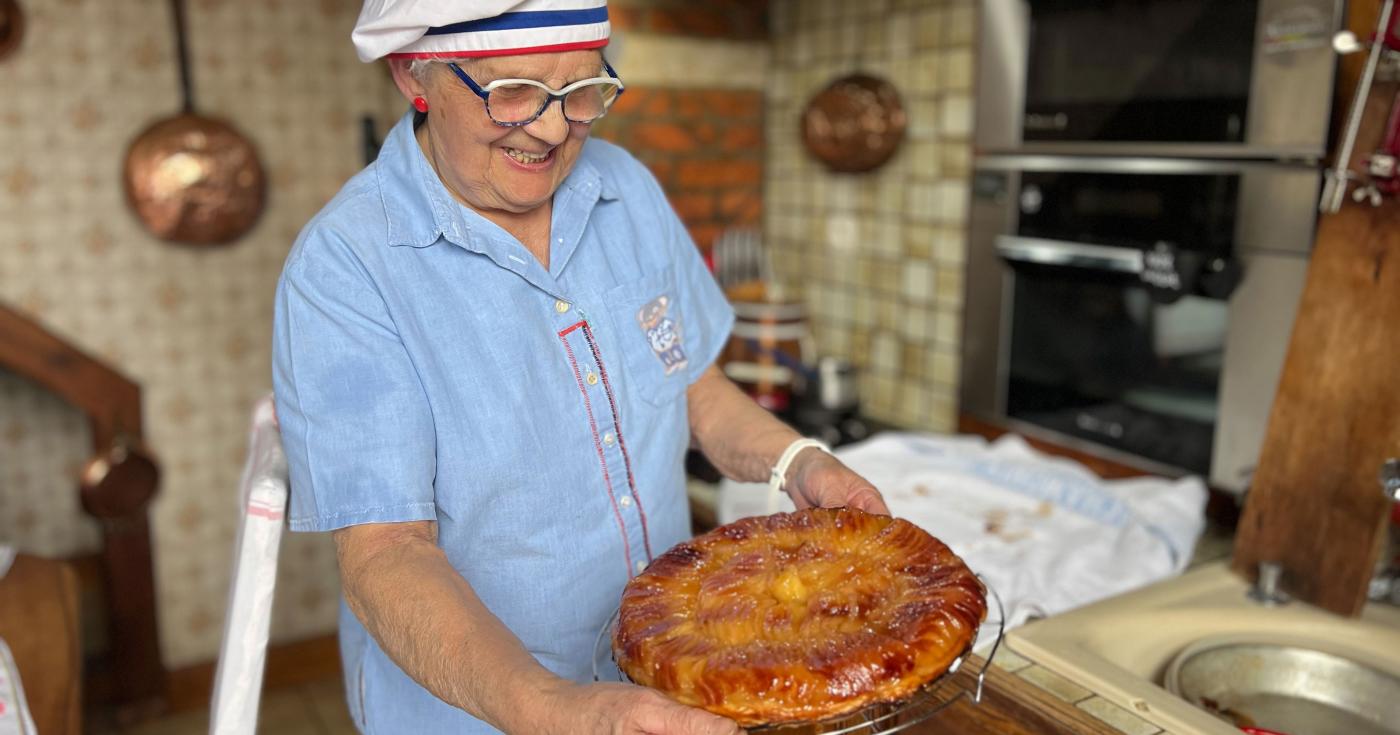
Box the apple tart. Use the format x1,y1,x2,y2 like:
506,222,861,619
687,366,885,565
612,507,986,726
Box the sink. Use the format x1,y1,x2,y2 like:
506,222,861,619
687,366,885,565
1164,640,1400,735
1007,561,1400,734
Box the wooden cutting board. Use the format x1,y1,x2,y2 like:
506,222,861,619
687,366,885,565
1230,187,1400,616
1231,0,1400,613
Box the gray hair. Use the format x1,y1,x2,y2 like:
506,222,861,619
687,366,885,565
407,58,470,81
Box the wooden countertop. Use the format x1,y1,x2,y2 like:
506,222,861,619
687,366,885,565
912,656,1122,735
766,655,1123,735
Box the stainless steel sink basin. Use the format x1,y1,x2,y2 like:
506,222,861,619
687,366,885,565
1165,640,1400,735
1007,562,1400,734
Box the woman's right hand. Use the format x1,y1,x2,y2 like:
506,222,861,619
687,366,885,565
540,681,742,735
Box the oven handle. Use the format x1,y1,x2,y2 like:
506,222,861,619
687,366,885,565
996,235,1144,274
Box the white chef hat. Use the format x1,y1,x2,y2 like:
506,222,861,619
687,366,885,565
352,0,611,63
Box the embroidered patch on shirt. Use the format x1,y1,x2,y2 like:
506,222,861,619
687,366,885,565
637,295,688,376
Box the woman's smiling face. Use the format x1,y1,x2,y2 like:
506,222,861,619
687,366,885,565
394,50,603,216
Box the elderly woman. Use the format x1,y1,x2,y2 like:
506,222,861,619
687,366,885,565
273,2,888,733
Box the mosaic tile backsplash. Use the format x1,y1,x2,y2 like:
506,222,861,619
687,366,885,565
764,0,974,432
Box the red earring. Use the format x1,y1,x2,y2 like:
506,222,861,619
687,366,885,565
412,96,429,113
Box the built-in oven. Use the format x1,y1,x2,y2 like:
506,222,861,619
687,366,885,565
961,157,1318,492
977,0,1343,157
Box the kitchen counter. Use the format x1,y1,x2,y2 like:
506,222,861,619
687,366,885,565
910,652,1128,735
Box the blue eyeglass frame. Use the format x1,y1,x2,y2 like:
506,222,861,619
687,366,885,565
446,60,626,127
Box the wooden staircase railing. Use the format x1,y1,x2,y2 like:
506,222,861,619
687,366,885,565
0,302,166,715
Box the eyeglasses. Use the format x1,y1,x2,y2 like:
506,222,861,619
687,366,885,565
447,61,626,127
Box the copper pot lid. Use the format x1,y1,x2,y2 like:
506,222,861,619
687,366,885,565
801,73,907,174
0,0,24,61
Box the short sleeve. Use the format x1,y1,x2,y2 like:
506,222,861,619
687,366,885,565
272,232,437,532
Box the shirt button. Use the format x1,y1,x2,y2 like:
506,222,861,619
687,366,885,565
619,495,632,508
603,431,615,446
586,371,599,386
554,299,570,314
634,560,647,575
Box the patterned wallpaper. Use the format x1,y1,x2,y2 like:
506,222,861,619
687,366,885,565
0,0,768,669
0,0,402,667
0,372,97,557
764,0,975,432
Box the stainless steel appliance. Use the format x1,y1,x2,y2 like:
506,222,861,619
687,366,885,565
961,156,1316,491
964,0,1343,491
977,0,1343,158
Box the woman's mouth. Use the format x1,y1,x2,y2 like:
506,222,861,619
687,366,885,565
503,146,554,168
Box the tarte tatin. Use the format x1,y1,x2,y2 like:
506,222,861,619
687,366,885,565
612,507,986,727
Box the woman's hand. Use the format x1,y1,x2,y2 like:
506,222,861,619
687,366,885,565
541,682,742,735
786,449,891,515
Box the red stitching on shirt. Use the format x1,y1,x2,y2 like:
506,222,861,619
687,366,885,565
581,322,654,562
559,332,633,577
558,320,586,337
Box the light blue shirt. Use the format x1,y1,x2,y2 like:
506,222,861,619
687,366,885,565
272,112,734,734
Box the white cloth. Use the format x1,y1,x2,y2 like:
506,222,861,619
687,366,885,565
353,0,610,62
719,432,1207,635
0,548,12,581
0,638,36,735
210,396,289,735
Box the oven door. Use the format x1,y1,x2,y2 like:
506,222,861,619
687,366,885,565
1001,256,1227,474
976,0,1341,157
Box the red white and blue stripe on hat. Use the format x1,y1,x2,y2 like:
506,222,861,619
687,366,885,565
353,0,610,62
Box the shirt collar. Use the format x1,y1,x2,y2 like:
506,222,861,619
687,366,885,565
375,113,459,249
375,112,618,252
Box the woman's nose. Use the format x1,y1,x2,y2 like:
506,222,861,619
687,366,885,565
523,99,571,145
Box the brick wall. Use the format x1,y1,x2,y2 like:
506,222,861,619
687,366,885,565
594,89,764,254
611,0,768,40
592,0,768,255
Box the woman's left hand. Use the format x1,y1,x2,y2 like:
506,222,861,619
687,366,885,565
786,449,891,515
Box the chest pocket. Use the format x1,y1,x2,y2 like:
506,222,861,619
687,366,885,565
601,265,692,409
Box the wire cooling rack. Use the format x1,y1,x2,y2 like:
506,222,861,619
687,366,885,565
593,577,1006,735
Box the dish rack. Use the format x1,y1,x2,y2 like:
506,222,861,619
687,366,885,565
593,578,1006,735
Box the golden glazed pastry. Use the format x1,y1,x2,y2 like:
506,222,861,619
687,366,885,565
612,507,987,726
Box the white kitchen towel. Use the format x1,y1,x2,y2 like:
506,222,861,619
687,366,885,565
718,432,1208,637
210,396,289,735
0,638,36,735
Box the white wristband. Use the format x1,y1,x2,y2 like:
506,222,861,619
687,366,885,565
766,438,832,514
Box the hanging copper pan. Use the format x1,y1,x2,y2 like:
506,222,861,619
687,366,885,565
801,73,907,174
123,0,264,246
0,0,24,61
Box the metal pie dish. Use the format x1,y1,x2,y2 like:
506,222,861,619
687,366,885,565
1164,637,1400,735
594,578,1005,735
